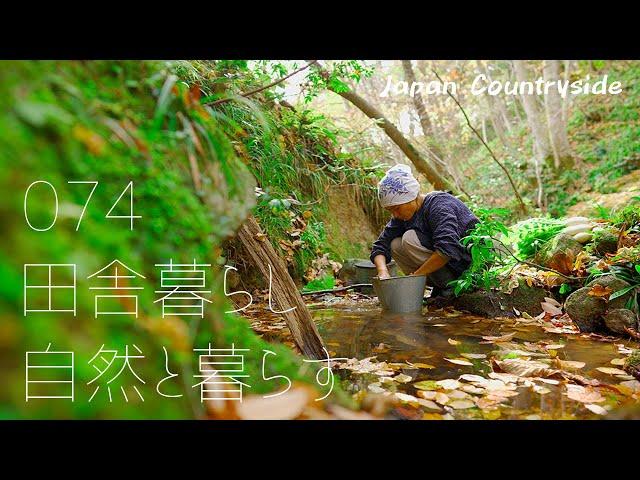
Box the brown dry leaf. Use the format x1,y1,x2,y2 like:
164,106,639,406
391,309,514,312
566,385,605,403
459,374,486,383
481,332,516,343
555,359,585,370
236,387,311,420
416,390,438,400
588,284,613,298
492,358,562,379
444,358,474,366
254,232,268,242
541,302,563,316
596,367,627,375
394,373,413,384
461,353,487,359
584,403,608,415
436,379,461,390
406,362,435,369
434,392,450,405
449,400,475,409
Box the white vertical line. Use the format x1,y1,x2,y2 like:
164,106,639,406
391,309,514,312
48,265,52,311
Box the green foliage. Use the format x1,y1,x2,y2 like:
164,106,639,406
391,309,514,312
0,60,338,419
449,208,513,296
302,274,336,293
507,218,565,259
611,196,640,228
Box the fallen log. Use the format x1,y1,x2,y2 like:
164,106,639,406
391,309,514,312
237,215,326,359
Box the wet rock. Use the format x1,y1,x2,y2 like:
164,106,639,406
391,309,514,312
450,279,550,318
603,308,638,335
624,351,640,381
586,275,632,310
337,258,362,285
564,276,632,333
534,233,583,275
564,287,607,333
593,229,619,255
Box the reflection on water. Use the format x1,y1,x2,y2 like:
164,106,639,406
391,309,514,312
311,304,640,419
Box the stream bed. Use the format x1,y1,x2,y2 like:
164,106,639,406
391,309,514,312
310,302,640,419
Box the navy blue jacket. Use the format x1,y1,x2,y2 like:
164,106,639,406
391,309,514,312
370,191,479,276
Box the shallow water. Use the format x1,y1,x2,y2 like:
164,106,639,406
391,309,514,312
311,304,640,419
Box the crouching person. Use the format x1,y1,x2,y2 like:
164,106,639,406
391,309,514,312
370,164,479,299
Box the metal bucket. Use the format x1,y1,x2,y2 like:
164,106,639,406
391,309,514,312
372,275,427,313
354,260,396,294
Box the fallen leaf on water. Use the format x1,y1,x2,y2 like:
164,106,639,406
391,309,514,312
406,361,435,369
461,384,485,394
434,392,450,405
395,392,421,404
596,367,627,375
555,359,585,370
368,384,386,394
417,399,442,411
534,377,560,385
448,338,460,345
236,387,310,420
619,380,640,393
461,353,487,359
492,358,562,379
416,390,437,400
414,380,439,391
448,389,470,399
488,372,520,383
436,379,461,390
584,403,608,415
533,385,551,395
445,358,474,366
449,400,475,409
566,385,605,403
394,373,413,384
610,358,626,366
481,332,516,343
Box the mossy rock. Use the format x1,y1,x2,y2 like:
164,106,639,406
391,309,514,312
450,279,550,318
534,233,583,275
586,275,633,310
593,230,619,256
624,350,640,381
603,308,637,335
565,275,632,333
565,286,607,332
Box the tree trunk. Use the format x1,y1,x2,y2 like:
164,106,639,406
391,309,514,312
477,61,513,133
401,60,452,179
562,60,572,125
543,60,574,171
313,62,456,193
512,60,552,166
237,215,326,360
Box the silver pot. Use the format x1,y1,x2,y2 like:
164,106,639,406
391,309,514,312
372,274,427,313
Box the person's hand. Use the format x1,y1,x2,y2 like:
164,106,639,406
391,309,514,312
377,269,391,280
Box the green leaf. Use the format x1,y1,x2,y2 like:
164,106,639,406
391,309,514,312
609,285,636,300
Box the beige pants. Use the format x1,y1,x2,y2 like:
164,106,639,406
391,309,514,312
390,229,457,289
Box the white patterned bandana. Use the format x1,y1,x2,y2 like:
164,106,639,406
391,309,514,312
377,164,420,208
